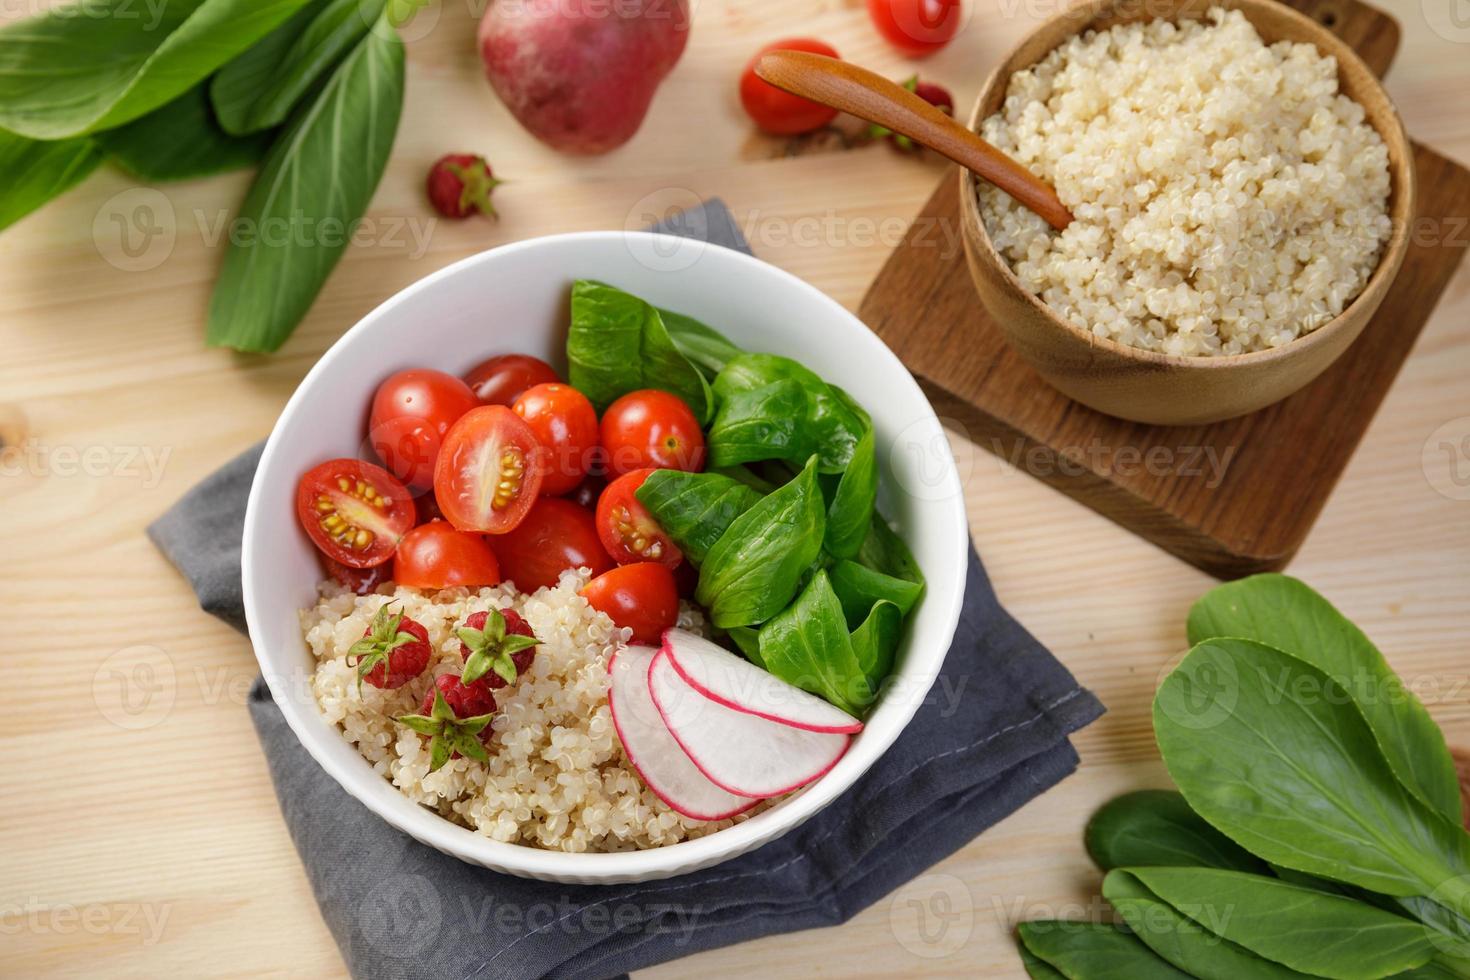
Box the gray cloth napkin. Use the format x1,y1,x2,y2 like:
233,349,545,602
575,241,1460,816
148,199,1104,980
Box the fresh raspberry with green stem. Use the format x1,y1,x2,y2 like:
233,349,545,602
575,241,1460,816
348,604,431,690
869,76,954,151
426,153,502,219
397,679,497,771
457,608,539,687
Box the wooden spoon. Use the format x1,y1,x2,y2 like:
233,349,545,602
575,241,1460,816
755,50,1074,231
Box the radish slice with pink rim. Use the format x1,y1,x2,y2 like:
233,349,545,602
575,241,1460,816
648,647,851,798
607,645,759,821
661,628,864,734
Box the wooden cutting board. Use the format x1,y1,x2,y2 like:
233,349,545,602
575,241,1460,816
858,0,1470,578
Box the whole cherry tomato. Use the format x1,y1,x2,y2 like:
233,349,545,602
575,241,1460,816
492,497,614,592
512,383,600,496
580,563,679,644
324,557,391,596
463,353,561,406
739,38,841,136
393,521,502,589
369,369,479,489
600,389,705,478
867,0,963,57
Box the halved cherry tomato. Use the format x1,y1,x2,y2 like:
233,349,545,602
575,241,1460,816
511,383,599,496
393,521,502,589
324,557,391,596
739,38,841,136
866,0,963,57
493,497,614,592
600,389,705,478
434,406,547,534
368,369,479,489
595,468,682,568
580,563,679,644
464,354,561,406
296,459,415,568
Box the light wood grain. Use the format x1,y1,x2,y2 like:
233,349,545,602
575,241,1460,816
1,1,1467,978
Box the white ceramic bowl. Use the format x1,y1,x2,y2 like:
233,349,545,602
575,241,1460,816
243,231,968,883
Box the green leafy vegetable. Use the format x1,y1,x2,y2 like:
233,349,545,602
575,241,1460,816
0,0,315,140
1274,864,1470,961
858,514,925,587
1017,921,1193,979
757,570,869,715
696,455,824,628
726,626,765,667
206,15,404,352
1102,870,1313,979
0,130,103,231
829,560,923,627
1119,867,1437,979
634,469,762,567
850,599,901,691
824,427,877,560
706,379,812,468
1018,945,1069,980
1154,638,1470,908
713,465,779,495
1399,960,1470,980
1085,790,1268,874
566,281,713,421
97,83,269,181
713,353,865,472
659,307,742,378
1188,574,1463,826
211,0,385,135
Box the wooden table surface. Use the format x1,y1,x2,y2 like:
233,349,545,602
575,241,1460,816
3,1,1468,976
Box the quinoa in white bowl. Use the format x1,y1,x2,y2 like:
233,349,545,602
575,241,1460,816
977,7,1393,357
302,568,771,852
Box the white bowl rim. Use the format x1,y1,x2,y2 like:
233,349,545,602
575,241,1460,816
242,230,969,879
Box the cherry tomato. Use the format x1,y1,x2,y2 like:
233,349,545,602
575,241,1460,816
492,497,614,592
673,559,699,600
464,353,561,406
415,492,446,525
595,468,682,568
568,474,606,511
324,557,390,596
511,383,599,496
866,0,963,57
739,38,841,136
580,563,679,645
296,459,415,568
393,521,502,589
369,369,479,489
600,389,706,478
434,406,548,534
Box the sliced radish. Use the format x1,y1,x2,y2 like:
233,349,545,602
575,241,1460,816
648,648,851,798
662,628,864,734
607,645,759,821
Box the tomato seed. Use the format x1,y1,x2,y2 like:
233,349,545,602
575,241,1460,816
491,448,525,510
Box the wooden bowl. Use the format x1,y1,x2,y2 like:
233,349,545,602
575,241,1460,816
959,0,1416,426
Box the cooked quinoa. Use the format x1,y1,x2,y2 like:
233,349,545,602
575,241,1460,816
301,568,767,851
976,7,1393,356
